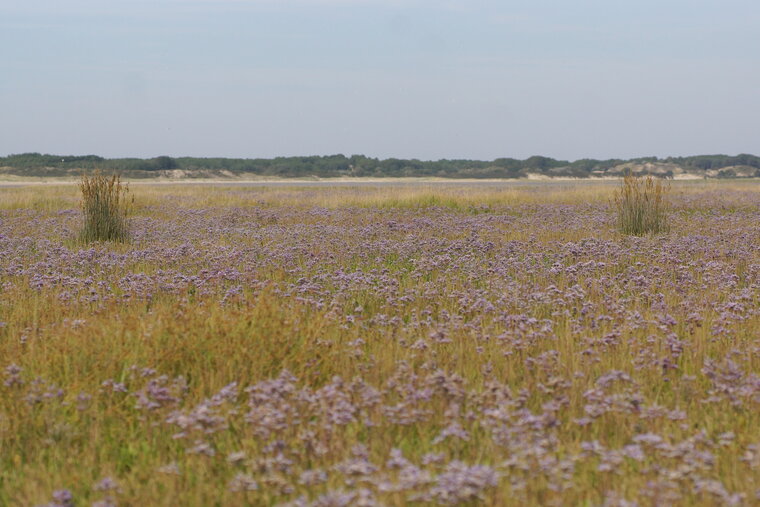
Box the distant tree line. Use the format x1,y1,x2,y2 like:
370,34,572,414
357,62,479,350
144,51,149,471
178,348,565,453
2,153,759,179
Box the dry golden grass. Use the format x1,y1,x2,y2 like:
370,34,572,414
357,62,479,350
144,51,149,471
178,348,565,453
78,171,132,243
2,177,758,210
614,174,670,235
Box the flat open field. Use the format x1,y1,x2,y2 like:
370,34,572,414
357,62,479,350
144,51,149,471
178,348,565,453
1,180,759,506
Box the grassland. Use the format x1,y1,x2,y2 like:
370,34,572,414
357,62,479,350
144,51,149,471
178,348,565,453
1,180,759,506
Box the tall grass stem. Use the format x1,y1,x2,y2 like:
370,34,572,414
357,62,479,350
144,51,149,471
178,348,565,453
79,170,132,243
614,173,670,235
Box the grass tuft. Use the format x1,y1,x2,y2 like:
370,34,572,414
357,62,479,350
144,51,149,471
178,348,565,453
79,170,132,243
614,173,670,235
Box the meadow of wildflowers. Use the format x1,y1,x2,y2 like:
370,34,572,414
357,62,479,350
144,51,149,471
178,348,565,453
0,181,759,506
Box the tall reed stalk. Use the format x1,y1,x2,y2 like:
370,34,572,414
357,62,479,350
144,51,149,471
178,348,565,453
79,170,132,243
614,172,670,235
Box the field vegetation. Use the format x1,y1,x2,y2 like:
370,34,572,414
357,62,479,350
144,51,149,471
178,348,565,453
0,180,759,505
614,174,670,236
78,171,132,244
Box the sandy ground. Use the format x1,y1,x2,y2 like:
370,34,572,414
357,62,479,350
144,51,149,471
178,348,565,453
0,174,708,187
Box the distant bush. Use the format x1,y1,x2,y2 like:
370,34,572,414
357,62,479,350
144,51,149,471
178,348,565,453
152,156,179,171
79,171,132,243
614,173,669,236
3,152,759,179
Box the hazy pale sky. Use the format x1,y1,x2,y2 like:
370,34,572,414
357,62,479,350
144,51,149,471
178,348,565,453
1,0,758,160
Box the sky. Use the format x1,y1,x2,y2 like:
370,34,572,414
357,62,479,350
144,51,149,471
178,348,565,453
1,0,758,161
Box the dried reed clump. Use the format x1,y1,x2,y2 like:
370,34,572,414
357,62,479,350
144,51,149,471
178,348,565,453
79,170,132,243
614,172,670,236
